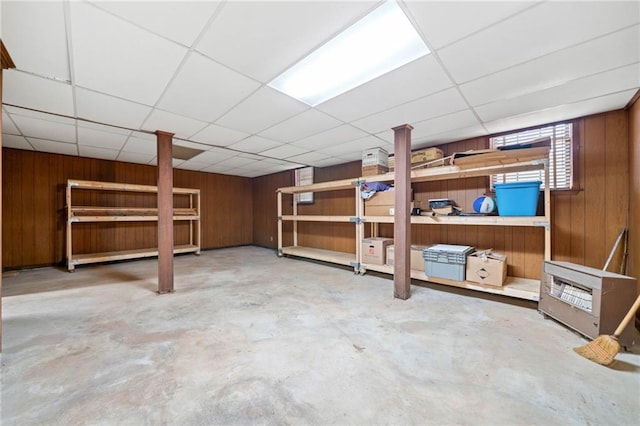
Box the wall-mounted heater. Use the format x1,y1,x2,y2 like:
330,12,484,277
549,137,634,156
539,261,637,348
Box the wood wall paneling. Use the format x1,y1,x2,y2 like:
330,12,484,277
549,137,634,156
2,149,253,269
628,98,639,284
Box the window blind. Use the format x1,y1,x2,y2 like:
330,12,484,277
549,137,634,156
491,123,573,190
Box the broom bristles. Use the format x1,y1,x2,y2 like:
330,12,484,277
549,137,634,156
573,335,621,366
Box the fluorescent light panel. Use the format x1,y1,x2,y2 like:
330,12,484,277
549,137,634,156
268,1,430,106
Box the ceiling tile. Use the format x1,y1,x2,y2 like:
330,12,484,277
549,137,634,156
307,157,346,168
405,1,538,49
352,88,468,134
259,144,308,159
190,123,250,147
116,151,156,165
77,120,132,136
216,86,309,134
196,1,378,82
120,136,158,155
461,26,640,107
89,1,220,47
209,156,258,169
411,110,482,144
290,124,369,150
146,157,185,167
141,109,207,139
75,88,153,129
483,89,638,134
201,163,233,174
2,112,21,135
78,145,120,161
317,55,453,121
70,1,188,105
2,134,34,151
3,71,74,116
1,0,70,80
259,109,342,143
285,151,331,166
177,160,210,171
4,105,75,125
191,147,237,163
317,135,390,156
424,124,489,146
438,1,640,83
77,126,129,150
227,135,283,154
11,115,76,143
475,64,640,122
158,52,261,122
27,137,78,156
173,139,212,151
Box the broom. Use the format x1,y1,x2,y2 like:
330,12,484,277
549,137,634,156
574,293,640,366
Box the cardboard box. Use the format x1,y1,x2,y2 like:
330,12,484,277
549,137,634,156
362,237,393,265
362,164,389,176
411,147,444,164
387,148,444,171
386,245,428,270
465,250,507,287
362,148,388,167
364,189,412,216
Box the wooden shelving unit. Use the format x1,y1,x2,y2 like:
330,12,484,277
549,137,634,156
277,148,551,301
66,179,201,271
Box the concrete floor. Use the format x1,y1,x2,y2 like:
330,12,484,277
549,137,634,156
1,246,639,425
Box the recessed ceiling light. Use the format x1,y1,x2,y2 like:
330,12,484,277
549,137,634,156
268,0,430,106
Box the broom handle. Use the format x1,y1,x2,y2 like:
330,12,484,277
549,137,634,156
614,293,640,337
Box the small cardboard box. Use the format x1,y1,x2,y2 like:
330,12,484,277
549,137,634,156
362,148,389,167
362,164,389,176
364,190,412,216
386,245,428,271
466,250,507,287
362,237,393,265
411,147,444,164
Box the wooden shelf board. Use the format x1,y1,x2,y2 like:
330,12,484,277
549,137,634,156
281,215,354,223
278,178,356,194
71,207,196,215
68,179,199,195
281,246,356,267
363,263,540,301
70,244,199,265
359,215,548,227
70,215,199,222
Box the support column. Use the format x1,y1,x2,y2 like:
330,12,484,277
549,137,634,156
392,124,413,300
156,131,174,294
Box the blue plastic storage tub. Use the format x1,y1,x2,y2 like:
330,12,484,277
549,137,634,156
494,181,541,216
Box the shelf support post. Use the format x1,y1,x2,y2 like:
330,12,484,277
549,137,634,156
156,130,175,294
392,123,413,300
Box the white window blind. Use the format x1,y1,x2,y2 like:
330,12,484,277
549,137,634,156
491,123,573,190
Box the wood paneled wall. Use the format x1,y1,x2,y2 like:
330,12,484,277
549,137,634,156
252,110,631,281
629,97,639,286
2,149,253,269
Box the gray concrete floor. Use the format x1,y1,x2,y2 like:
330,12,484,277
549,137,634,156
1,246,639,425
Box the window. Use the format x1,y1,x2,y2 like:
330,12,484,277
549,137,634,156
491,122,574,190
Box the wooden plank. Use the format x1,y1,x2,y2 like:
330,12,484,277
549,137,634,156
363,263,540,301
68,179,198,194
281,215,353,223
569,119,586,266
604,111,629,273
281,246,356,266
70,244,199,266
583,115,607,269
393,124,413,300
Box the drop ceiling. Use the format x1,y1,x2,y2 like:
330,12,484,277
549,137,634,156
1,1,638,178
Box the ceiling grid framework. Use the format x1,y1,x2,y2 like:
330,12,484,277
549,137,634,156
1,0,638,178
